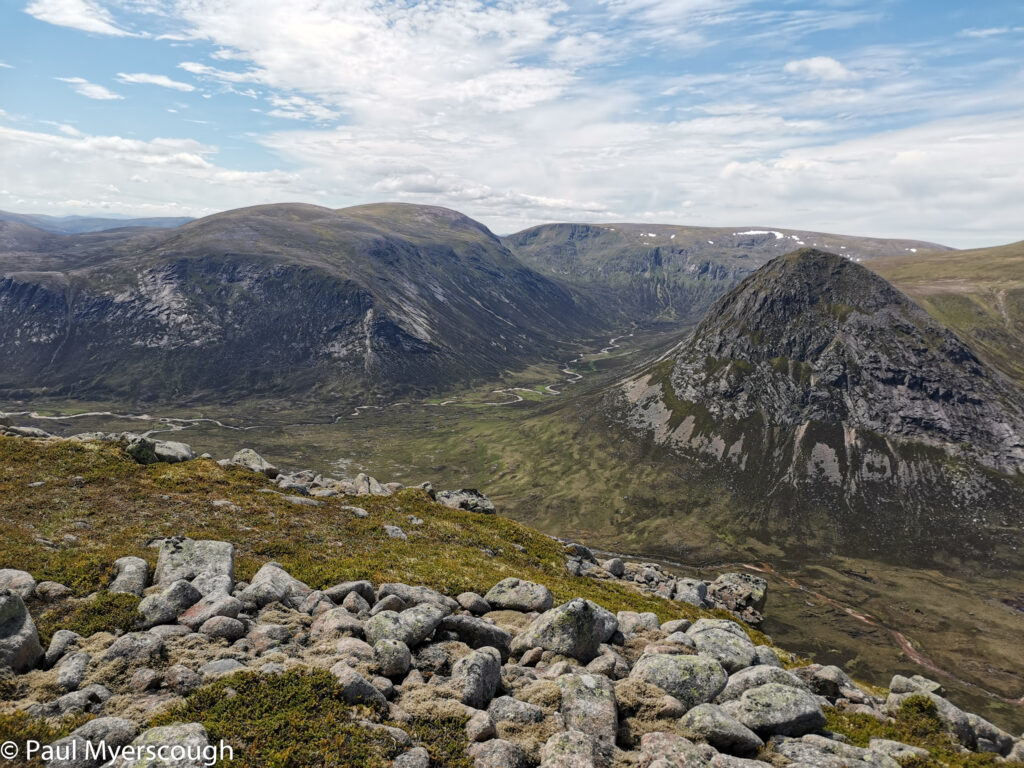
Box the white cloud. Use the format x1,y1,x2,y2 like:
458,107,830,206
24,0,135,36
784,56,854,82
0,124,300,216
116,72,195,91
0,61,13,69
55,76,124,100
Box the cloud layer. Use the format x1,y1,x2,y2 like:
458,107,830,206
5,0,1024,247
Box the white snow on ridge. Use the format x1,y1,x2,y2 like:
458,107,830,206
734,230,784,239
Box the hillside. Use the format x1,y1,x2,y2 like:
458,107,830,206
871,240,1024,389
503,223,949,325
0,432,1022,766
614,249,1024,558
0,210,193,235
0,204,600,403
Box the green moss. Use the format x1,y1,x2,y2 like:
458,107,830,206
825,696,1022,767
34,592,143,647
152,669,397,768
0,712,92,767
403,717,472,768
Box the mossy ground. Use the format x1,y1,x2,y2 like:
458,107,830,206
0,436,739,630
151,669,421,768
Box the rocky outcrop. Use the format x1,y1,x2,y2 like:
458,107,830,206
1,539,1021,767
617,249,1024,560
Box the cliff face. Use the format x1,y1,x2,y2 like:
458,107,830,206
618,250,1024,556
0,204,598,402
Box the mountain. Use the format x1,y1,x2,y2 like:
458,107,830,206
870,240,1024,389
503,222,949,325
0,203,599,402
0,209,193,234
615,248,1024,559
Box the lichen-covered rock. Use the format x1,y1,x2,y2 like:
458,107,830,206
103,722,210,768
539,729,609,768
153,440,195,464
47,716,138,768
102,632,165,664
708,573,767,616
717,664,807,702
485,578,553,613
629,653,727,710
0,569,37,599
365,604,445,648
885,691,974,747
451,647,502,709
109,557,149,596
231,448,279,478
733,682,826,737
511,599,612,663
774,733,900,768
330,662,387,708
238,562,311,610
440,615,512,661
374,639,412,678
686,619,756,673
0,590,43,672
468,738,529,768
310,607,365,640
154,537,235,586
679,703,764,756
556,673,617,746
376,583,458,612
436,488,496,515
178,593,242,630
55,651,91,692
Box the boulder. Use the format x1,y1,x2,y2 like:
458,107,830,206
102,632,165,664
55,652,91,692
556,673,617,745
686,619,756,673
436,488,497,514
153,440,195,464
717,665,807,702
394,747,431,768
539,729,609,768
616,611,659,636
733,682,826,737
329,662,387,708
0,569,37,599
673,578,709,607
238,562,311,609
451,647,502,709
178,593,242,630
0,590,44,671
511,599,612,663
231,448,279,478
376,583,458,612
198,616,246,641
109,556,149,596
602,559,625,578
679,703,764,756
309,608,365,640
629,653,727,710
325,580,376,605
708,573,767,620
374,639,412,678
884,691,974,747
45,629,81,668
457,592,491,615
365,604,445,648
440,615,513,661
485,578,553,613
154,537,235,586
46,717,138,768
774,734,900,768
102,722,210,768
467,739,529,768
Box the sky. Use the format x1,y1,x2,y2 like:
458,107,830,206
1,1,1023,247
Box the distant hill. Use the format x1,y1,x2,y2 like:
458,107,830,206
871,240,1024,389
0,209,193,234
0,203,598,402
503,222,949,325
612,249,1024,560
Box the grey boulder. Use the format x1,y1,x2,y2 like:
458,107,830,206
484,578,553,613
0,590,44,671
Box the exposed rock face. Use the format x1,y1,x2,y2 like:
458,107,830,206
618,249,1024,560
0,590,43,671
0,203,597,402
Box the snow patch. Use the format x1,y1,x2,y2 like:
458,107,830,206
734,230,784,239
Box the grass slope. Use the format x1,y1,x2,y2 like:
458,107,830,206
872,241,1024,389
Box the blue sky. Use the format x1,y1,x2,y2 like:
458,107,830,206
1,0,1023,246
